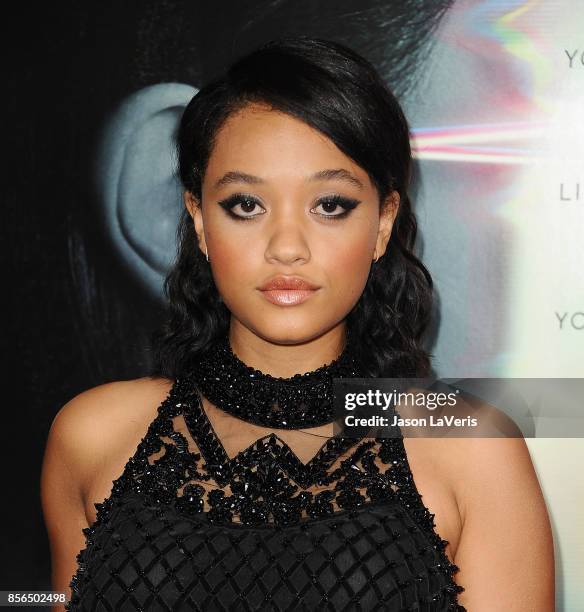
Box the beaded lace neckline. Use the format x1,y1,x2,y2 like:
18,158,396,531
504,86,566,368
190,330,363,430
185,385,367,488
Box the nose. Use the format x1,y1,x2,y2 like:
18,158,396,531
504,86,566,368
263,203,311,266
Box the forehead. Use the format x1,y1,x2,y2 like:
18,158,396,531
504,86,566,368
205,103,371,188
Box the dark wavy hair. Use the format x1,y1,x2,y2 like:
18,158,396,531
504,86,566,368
149,36,434,380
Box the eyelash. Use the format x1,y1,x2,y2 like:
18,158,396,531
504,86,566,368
217,193,361,221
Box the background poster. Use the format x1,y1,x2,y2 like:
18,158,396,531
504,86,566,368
4,0,583,608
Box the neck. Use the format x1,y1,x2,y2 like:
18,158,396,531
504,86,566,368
228,321,348,378
191,323,361,429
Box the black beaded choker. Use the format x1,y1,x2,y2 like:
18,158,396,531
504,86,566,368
190,331,363,429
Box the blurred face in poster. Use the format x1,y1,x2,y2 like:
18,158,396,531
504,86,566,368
93,0,584,377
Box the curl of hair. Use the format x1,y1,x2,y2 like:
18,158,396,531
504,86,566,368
149,36,433,380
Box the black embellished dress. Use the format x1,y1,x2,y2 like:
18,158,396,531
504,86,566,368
65,374,465,611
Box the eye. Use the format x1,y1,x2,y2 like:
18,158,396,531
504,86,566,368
217,192,361,221
312,194,361,220
218,193,265,220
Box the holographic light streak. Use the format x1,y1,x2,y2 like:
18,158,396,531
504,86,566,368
493,0,553,111
411,121,546,163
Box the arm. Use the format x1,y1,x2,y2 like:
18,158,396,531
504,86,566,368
453,436,555,611
40,377,172,610
40,392,102,611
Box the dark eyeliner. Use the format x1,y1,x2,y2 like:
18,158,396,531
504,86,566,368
217,192,263,221
315,194,361,220
217,192,361,221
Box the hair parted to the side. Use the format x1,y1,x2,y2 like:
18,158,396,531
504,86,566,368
148,36,434,380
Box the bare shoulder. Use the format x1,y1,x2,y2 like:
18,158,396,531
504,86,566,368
52,376,174,432
41,376,174,605
430,396,538,518
405,421,553,610
56,376,174,423
437,435,542,515
427,434,553,609
406,399,542,525
47,376,174,488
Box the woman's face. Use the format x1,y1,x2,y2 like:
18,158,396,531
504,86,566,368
185,103,397,345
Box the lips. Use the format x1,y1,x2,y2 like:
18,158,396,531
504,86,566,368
258,275,320,306
258,276,320,291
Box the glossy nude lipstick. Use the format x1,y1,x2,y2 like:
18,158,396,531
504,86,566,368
257,275,320,306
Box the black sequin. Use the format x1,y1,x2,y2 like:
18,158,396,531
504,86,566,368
65,375,466,611
191,329,362,429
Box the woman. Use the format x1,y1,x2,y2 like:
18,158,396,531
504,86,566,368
41,37,554,611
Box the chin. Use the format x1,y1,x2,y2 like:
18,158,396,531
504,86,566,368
258,328,321,346
243,321,323,345
257,318,348,345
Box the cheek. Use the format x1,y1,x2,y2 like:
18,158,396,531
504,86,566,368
323,232,374,303
205,228,260,297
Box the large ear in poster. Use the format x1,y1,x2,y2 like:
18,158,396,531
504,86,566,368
96,83,197,298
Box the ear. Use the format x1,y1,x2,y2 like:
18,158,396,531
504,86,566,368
374,190,400,261
95,83,199,299
184,190,207,256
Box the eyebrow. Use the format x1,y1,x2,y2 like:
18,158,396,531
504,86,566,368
212,168,365,190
